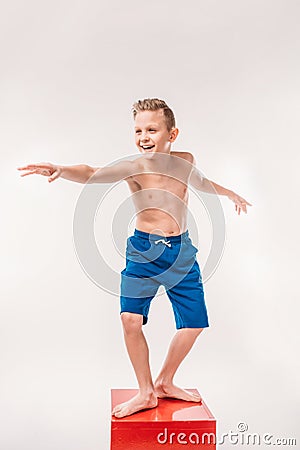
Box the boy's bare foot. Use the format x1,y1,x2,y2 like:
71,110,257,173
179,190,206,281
154,381,202,403
112,391,158,418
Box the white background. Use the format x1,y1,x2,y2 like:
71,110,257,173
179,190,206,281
1,0,299,448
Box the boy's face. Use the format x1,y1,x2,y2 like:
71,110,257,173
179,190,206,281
134,109,178,155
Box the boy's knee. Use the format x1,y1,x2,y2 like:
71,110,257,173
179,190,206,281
180,327,203,338
193,327,203,337
121,312,143,334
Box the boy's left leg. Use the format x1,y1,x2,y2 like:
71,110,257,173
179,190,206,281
155,247,209,401
154,327,203,402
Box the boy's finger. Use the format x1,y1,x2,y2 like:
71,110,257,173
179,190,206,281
48,169,60,182
18,166,37,171
19,163,52,170
20,170,37,177
18,167,35,171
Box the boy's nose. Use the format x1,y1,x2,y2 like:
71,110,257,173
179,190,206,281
140,132,149,141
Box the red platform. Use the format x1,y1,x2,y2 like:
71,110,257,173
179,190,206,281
111,389,216,449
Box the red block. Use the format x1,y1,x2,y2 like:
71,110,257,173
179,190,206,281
111,389,216,449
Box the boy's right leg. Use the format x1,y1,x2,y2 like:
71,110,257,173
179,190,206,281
112,312,157,418
154,327,203,401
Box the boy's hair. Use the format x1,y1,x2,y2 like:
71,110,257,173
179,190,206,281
132,98,176,132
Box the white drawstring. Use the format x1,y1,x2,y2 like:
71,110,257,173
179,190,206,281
154,239,171,248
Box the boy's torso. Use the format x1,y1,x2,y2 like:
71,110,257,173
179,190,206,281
126,151,194,236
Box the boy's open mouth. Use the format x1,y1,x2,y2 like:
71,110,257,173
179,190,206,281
141,145,155,151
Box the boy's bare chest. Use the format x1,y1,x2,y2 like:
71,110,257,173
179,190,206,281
127,153,193,201
129,173,188,200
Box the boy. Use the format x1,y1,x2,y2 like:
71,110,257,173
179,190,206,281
18,98,251,418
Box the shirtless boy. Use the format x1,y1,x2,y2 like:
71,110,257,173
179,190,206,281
18,98,251,418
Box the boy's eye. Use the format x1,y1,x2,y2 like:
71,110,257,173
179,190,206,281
135,129,156,133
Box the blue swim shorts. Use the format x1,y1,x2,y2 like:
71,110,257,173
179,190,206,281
120,229,209,329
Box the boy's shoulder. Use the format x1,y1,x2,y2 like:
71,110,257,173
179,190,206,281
132,151,195,163
170,151,195,164
130,152,196,175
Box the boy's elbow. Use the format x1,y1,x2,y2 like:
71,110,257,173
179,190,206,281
86,166,99,183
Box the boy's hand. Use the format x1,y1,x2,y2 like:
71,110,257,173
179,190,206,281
17,162,62,183
227,191,252,215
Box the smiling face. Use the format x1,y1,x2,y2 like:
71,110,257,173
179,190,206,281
134,109,179,155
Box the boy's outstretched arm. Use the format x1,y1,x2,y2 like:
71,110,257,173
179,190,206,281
189,155,252,215
17,160,139,184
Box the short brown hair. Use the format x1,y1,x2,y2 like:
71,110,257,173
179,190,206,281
132,98,176,132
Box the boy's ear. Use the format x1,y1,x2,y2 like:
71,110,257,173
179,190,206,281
169,127,179,142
